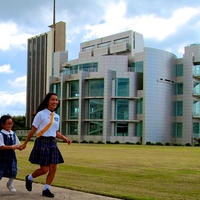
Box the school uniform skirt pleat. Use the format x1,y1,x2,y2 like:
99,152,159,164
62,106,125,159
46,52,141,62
0,150,17,179
29,136,64,165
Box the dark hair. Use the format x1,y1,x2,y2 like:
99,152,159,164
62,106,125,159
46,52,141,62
36,92,60,113
0,114,12,129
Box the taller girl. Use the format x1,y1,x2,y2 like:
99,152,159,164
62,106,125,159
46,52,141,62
20,92,71,198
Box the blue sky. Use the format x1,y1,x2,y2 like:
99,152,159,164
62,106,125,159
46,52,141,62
0,0,200,116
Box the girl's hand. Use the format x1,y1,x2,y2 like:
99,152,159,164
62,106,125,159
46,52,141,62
19,143,26,150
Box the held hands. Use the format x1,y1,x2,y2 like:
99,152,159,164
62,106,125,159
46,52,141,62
18,143,26,151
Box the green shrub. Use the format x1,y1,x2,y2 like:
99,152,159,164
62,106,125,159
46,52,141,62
156,142,164,146
81,140,88,143
146,141,151,145
97,141,104,144
136,141,141,145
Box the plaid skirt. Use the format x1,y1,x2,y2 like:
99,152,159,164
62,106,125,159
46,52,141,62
0,150,17,179
29,136,64,166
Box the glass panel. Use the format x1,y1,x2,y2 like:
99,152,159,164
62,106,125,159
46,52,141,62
69,81,79,97
68,122,78,135
136,121,143,136
193,82,200,95
68,100,79,119
174,101,183,116
175,123,182,138
176,64,183,77
193,101,200,116
51,83,61,98
89,79,104,96
137,98,143,114
116,78,129,96
193,122,200,138
88,122,103,135
89,99,103,119
193,123,199,134
193,65,200,76
175,83,183,95
130,61,143,72
115,122,128,136
116,99,129,120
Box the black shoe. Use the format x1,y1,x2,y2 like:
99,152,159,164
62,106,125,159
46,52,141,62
25,175,32,191
42,189,54,198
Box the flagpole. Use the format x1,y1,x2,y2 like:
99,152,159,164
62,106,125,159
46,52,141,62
53,0,56,52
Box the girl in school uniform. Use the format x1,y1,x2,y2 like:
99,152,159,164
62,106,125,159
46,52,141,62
0,115,20,192
20,92,72,198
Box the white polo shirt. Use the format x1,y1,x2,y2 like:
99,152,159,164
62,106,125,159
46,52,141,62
33,108,60,137
0,129,20,147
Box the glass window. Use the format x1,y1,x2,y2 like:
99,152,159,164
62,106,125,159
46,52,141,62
68,122,78,135
175,83,183,95
175,64,183,77
88,122,103,135
193,101,200,116
193,82,200,95
51,83,61,98
89,79,104,96
116,99,129,120
69,81,79,97
174,123,183,138
68,100,79,119
116,78,129,96
130,61,143,72
193,65,200,76
115,122,128,136
174,101,183,116
137,98,143,114
89,99,103,119
193,123,199,134
136,121,143,137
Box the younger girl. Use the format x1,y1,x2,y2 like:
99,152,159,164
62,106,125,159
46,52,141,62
0,115,20,192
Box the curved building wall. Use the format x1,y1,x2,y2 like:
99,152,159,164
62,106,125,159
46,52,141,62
143,48,176,143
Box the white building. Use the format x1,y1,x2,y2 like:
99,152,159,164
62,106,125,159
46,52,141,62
33,27,200,145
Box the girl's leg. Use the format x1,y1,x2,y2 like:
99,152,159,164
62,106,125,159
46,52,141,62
7,178,16,192
26,165,49,191
7,178,14,185
42,164,57,197
45,164,57,185
32,165,49,178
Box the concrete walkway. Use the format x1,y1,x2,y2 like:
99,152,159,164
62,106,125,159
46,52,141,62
0,178,121,200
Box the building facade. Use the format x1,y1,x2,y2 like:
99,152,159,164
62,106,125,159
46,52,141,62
26,21,67,127
26,23,200,144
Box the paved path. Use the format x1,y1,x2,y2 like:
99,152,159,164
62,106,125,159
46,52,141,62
0,178,121,200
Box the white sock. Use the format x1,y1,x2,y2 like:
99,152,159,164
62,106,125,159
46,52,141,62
28,174,34,182
7,178,14,185
43,184,51,191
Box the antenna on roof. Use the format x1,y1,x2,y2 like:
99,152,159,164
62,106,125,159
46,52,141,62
53,0,56,52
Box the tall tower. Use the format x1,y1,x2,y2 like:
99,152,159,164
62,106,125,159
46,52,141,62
25,20,66,127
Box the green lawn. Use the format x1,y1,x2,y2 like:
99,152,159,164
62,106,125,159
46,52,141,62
16,142,200,200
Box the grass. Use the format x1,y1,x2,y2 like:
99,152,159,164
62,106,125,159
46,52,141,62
16,142,200,200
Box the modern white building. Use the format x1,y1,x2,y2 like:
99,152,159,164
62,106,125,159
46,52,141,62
27,22,200,145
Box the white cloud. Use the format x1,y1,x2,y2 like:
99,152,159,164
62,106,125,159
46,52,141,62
0,91,26,106
83,2,200,42
0,64,14,73
0,91,26,116
8,75,26,88
0,21,32,51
